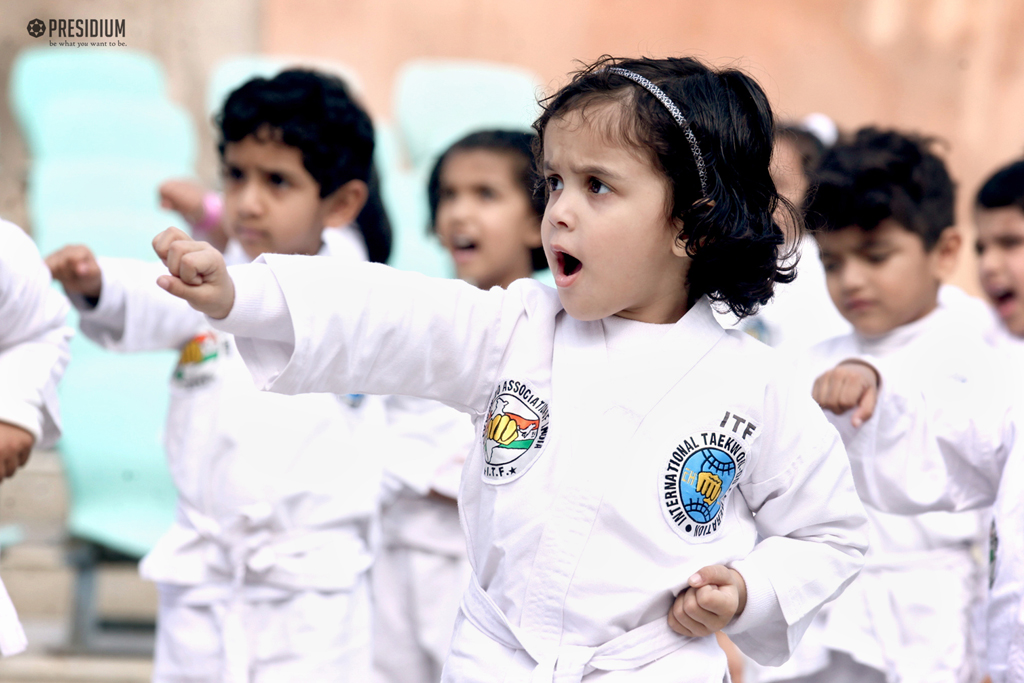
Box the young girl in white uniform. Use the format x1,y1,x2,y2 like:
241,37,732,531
0,220,72,657
48,70,390,683
153,56,870,682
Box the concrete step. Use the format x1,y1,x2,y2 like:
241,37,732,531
0,654,152,683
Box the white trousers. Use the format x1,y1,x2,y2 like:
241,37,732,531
153,577,372,683
372,545,471,683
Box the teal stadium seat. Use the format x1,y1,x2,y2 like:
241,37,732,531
206,54,364,120
34,96,196,169
10,48,166,156
29,160,191,258
58,347,178,558
393,59,543,172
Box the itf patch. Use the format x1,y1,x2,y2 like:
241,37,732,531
482,378,550,484
661,427,749,540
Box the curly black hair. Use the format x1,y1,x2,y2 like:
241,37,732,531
427,130,548,272
976,159,1024,212
217,69,391,263
805,127,955,249
533,55,796,319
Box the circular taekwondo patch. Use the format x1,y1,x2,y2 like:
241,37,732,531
661,430,747,539
482,379,550,484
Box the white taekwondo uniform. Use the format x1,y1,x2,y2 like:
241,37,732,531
752,302,989,683
373,395,475,683
207,256,869,683
0,220,72,657
814,299,1023,683
74,228,384,683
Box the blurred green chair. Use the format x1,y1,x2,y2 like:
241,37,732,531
381,163,451,278
206,54,364,120
28,160,189,257
34,96,197,169
393,59,542,173
59,347,178,557
59,341,178,653
10,48,166,155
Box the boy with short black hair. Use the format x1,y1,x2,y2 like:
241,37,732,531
769,127,990,683
48,69,387,681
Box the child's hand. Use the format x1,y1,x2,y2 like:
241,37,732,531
46,245,102,298
812,359,880,427
159,179,207,227
0,421,34,480
668,565,747,638
152,227,235,319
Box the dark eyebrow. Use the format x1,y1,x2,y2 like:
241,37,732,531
572,164,620,181
542,160,621,181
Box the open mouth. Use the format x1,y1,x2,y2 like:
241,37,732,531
554,250,583,287
450,234,478,262
990,287,1018,317
560,252,582,277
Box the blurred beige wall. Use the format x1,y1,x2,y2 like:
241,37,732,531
264,0,1024,295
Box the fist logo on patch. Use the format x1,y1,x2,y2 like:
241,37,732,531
696,471,723,505
487,413,521,446
481,379,550,484
27,19,46,38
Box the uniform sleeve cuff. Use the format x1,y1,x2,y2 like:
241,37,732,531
207,262,293,343
723,558,779,635
0,399,43,444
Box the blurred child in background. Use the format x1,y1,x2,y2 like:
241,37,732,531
772,128,991,683
0,220,72,657
975,159,1024,348
373,129,546,683
48,69,390,682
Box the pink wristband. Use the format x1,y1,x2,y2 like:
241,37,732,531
193,192,223,232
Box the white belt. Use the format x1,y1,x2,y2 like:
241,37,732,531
460,573,693,682
181,502,356,683
858,546,976,683
0,575,27,657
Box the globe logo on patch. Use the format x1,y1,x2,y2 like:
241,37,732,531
662,440,743,539
27,18,46,38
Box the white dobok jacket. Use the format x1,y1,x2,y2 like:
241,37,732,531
75,228,384,598
0,220,72,657
209,257,869,683
825,306,1023,683
781,304,988,683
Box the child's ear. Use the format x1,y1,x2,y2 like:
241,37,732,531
321,179,369,229
670,217,689,258
930,227,962,280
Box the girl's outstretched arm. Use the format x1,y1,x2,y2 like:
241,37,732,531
152,227,540,414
